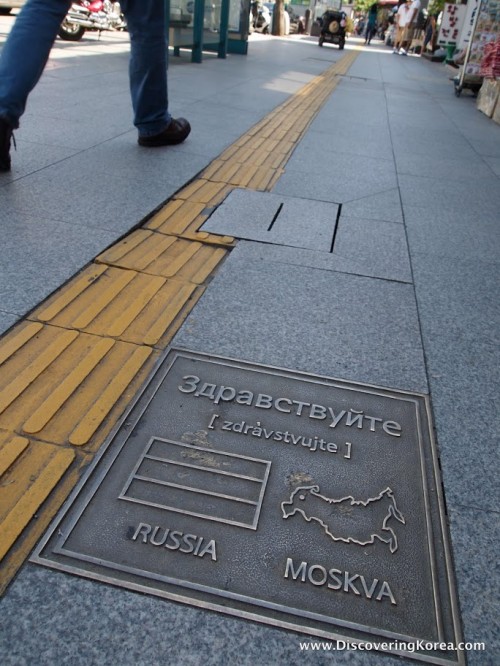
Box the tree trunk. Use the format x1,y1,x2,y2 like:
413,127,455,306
272,0,285,36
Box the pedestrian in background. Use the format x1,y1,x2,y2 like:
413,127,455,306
422,11,439,55
398,0,421,55
364,3,378,45
393,0,410,54
0,0,191,172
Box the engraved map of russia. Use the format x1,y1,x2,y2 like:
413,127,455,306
281,486,406,553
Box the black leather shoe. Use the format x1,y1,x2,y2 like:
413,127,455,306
0,117,13,172
138,118,191,147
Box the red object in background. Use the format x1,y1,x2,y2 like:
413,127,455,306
479,37,500,78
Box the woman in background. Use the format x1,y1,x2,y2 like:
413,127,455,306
365,3,378,45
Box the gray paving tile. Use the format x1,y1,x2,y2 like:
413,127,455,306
291,124,393,160
333,215,412,282
334,134,394,160
338,60,384,86
334,75,385,92
0,142,80,183
174,252,427,392
408,250,499,509
483,156,500,176
0,311,18,336
341,188,403,223
83,134,211,188
167,69,246,101
411,252,499,345
399,174,500,214
35,62,130,96
330,84,387,104
426,335,499,509
275,153,397,203
0,214,119,316
390,127,480,159
0,136,209,232
0,564,402,666
395,152,495,183
434,112,500,146
177,102,265,157
315,94,389,128
225,214,412,283
202,189,338,251
23,86,132,127
469,137,500,158
388,110,443,130
448,507,500,665
204,80,291,115
14,112,133,151
405,209,500,263
437,100,486,124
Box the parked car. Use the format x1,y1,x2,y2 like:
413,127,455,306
0,1,25,13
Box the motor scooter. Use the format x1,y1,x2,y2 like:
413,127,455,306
58,0,126,41
250,3,271,34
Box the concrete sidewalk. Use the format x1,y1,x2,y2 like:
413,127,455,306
0,18,499,666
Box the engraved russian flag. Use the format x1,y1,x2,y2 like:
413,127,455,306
120,437,271,529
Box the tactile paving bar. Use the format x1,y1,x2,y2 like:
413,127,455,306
174,179,233,206
30,265,201,347
0,429,75,562
201,160,285,190
0,322,155,448
145,199,234,245
96,230,227,283
216,144,289,170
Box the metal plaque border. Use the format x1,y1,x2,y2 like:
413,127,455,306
31,347,465,666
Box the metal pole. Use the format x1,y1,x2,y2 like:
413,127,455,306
218,0,230,58
192,0,205,63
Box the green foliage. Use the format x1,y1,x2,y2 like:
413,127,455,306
428,0,446,14
354,0,375,11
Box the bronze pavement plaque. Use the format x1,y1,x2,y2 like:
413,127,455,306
33,349,464,664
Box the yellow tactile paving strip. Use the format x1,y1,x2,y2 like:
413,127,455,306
0,49,358,593
31,265,202,346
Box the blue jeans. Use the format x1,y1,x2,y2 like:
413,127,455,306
0,0,171,135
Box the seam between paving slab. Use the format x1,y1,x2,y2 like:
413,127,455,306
0,50,359,594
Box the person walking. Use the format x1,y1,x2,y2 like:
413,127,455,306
398,0,421,55
392,0,411,54
422,11,438,55
0,0,191,172
364,3,378,45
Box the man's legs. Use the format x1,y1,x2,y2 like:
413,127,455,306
120,0,170,137
0,0,71,128
399,25,413,54
120,0,190,144
0,0,71,170
393,26,403,52
0,0,189,170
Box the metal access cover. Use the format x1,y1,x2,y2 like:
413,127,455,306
201,189,339,252
33,349,464,665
